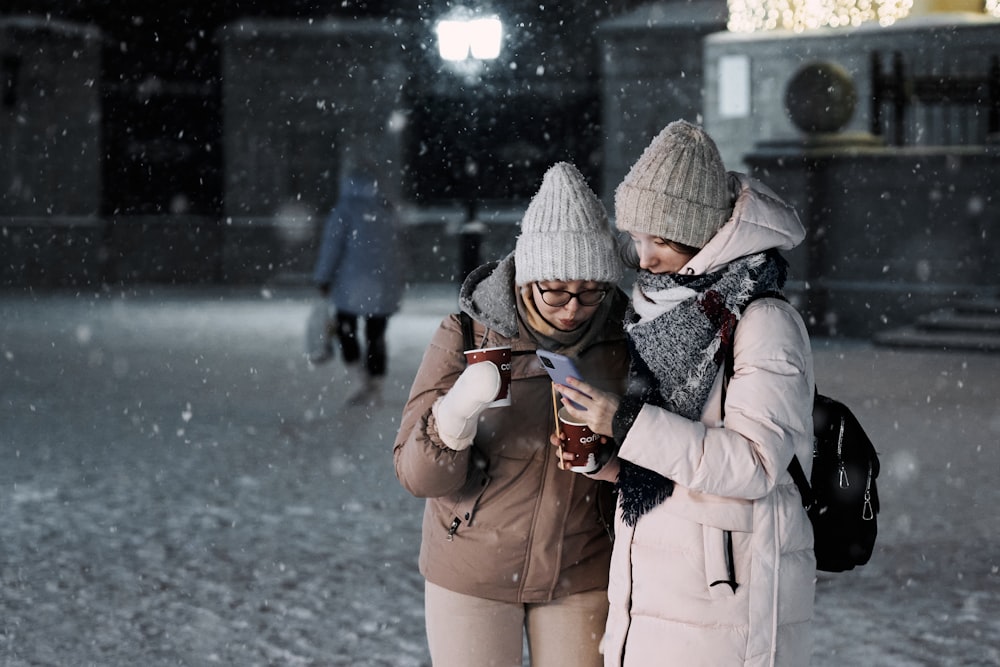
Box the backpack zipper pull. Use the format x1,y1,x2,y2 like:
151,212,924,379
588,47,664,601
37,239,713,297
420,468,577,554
862,465,875,521
838,464,850,489
836,417,850,488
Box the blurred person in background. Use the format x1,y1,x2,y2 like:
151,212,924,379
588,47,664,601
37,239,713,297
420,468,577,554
312,158,404,407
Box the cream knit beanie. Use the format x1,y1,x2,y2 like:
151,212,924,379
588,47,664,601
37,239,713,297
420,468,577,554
514,162,622,285
615,120,731,249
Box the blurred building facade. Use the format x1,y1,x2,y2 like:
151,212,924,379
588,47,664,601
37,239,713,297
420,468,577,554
1,0,998,340
0,0,658,287
700,13,1000,338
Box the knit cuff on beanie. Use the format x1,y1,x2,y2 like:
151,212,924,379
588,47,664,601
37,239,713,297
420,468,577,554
615,183,732,249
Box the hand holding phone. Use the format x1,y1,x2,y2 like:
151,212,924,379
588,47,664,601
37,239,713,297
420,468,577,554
536,350,590,410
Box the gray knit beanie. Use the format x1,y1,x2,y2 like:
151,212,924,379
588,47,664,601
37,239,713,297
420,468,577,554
614,120,731,249
514,162,623,285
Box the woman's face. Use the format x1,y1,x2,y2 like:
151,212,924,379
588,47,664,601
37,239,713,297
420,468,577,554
532,280,608,332
629,232,696,274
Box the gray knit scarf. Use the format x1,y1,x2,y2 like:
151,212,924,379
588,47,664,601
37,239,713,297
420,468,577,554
617,249,787,526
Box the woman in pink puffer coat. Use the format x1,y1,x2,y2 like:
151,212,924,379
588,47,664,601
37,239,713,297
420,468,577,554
554,121,816,667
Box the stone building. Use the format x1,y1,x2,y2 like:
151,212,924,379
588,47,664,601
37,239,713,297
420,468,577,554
597,0,728,211
697,11,1000,338
215,19,407,282
703,13,1000,170
0,17,102,286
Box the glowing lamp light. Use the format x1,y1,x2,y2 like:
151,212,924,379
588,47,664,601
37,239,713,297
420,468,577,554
436,20,470,61
436,14,502,61
468,17,503,59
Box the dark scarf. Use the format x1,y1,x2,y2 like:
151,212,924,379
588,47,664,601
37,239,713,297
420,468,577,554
617,249,788,526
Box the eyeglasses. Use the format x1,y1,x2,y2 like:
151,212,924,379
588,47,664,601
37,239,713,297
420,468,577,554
535,285,608,308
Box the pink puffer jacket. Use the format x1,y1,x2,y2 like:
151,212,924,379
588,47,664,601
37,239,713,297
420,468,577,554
602,174,817,667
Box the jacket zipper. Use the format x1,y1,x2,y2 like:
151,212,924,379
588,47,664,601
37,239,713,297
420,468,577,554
446,517,461,541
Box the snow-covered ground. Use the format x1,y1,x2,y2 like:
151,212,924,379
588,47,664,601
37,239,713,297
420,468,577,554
1,284,997,666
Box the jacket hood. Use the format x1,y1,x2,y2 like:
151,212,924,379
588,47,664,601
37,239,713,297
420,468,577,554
682,172,804,276
459,251,630,348
458,252,521,338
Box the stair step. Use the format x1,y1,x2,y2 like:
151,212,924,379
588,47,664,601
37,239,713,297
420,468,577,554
953,298,1000,316
917,309,1000,332
873,326,1000,352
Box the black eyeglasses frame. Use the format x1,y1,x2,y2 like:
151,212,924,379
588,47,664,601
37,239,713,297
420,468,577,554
535,285,609,308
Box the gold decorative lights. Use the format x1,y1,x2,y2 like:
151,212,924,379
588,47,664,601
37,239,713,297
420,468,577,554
727,0,916,32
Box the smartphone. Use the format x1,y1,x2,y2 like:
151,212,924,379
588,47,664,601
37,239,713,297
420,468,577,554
536,350,590,410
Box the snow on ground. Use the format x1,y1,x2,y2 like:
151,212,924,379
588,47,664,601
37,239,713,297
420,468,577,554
1,284,997,666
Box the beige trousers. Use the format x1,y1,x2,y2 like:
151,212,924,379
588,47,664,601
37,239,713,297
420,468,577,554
424,580,607,667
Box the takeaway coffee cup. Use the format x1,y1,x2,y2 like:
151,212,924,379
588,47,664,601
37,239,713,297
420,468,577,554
558,407,601,473
463,346,512,407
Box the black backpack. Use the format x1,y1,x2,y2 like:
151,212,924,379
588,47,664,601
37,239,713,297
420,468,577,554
803,393,880,571
725,296,880,573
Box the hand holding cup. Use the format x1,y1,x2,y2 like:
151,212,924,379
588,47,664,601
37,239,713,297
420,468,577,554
464,346,512,407
550,414,621,482
556,407,602,473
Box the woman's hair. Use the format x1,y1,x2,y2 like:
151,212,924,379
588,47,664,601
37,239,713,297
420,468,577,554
617,232,699,270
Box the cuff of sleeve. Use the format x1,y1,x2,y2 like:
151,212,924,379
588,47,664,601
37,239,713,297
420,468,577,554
612,396,644,444
429,405,474,451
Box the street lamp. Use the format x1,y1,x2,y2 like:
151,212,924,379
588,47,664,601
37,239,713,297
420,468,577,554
433,9,504,277
435,13,503,63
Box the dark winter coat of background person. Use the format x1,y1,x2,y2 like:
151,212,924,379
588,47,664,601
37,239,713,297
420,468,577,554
312,170,405,318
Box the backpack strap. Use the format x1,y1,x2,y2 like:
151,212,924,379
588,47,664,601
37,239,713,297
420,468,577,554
786,450,815,510
721,291,814,508
459,311,475,351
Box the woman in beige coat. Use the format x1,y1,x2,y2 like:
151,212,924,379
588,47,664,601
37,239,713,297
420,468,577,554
554,122,816,666
394,162,630,666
